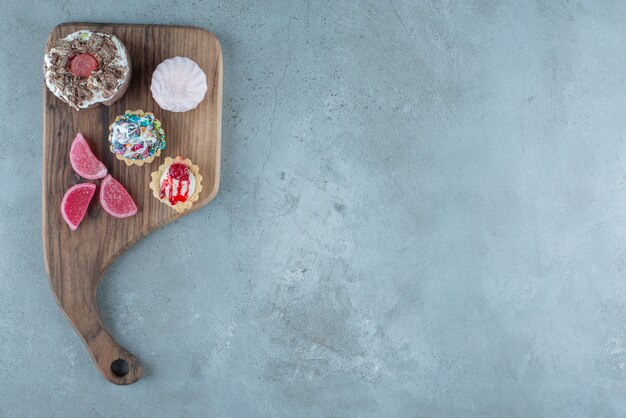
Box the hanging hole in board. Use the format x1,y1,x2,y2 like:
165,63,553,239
111,359,129,377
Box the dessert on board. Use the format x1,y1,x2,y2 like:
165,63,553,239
69,133,107,179
60,133,138,230
60,183,96,230
99,174,138,218
44,30,131,110
44,31,210,224
150,56,208,112
108,110,166,166
149,156,203,212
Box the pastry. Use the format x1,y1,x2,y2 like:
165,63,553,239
44,30,131,110
108,110,166,166
150,56,208,112
149,157,203,212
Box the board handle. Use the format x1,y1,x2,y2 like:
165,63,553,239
84,324,142,385
57,291,143,385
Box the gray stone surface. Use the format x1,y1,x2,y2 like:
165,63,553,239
2,0,626,416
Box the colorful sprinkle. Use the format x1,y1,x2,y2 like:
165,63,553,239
108,110,165,160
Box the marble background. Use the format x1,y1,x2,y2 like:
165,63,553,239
2,0,626,416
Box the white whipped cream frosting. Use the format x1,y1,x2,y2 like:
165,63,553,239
160,166,196,203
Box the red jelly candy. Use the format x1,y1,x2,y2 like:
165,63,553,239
69,54,99,77
60,183,96,230
99,175,137,219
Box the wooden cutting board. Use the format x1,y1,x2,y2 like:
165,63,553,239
42,23,222,385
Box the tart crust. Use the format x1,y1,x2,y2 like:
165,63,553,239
115,150,161,167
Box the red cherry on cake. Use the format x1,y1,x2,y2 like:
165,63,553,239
69,53,99,77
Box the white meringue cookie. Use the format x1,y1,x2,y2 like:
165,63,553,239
150,57,208,112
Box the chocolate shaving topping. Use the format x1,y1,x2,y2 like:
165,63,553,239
44,31,128,110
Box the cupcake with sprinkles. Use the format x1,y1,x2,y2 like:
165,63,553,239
108,109,165,166
149,156,203,212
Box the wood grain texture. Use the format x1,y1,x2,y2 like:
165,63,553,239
42,23,222,385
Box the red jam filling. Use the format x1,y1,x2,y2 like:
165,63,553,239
159,163,191,205
69,53,99,77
